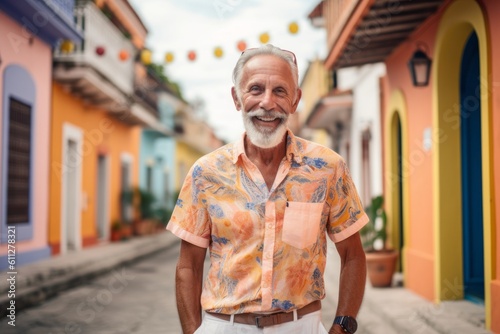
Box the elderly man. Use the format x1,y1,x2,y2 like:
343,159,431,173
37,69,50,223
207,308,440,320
167,44,368,334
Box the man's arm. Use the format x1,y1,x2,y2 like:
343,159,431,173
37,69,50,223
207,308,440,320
329,232,366,334
175,239,207,334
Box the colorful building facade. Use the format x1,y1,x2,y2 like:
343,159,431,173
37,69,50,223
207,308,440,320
49,85,142,251
0,0,82,269
49,0,154,253
316,0,500,330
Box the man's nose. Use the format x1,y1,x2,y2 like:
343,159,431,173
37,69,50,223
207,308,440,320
259,89,276,110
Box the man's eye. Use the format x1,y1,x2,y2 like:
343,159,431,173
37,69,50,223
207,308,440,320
249,86,261,92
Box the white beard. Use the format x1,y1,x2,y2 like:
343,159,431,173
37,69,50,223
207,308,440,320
242,108,289,149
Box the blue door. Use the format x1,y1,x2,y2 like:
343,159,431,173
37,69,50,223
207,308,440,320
460,31,484,302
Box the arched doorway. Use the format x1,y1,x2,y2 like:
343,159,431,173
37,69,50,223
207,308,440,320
433,0,493,327
392,112,404,273
460,31,484,302
385,89,409,284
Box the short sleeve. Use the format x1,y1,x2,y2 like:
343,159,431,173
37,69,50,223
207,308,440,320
167,163,211,248
327,159,369,243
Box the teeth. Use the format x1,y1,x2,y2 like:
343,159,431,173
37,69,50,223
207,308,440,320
256,117,276,122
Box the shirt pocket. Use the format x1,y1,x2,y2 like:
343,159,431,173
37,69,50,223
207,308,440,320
282,201,324,249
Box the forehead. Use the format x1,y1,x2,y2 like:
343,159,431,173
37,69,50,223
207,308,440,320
241,54,294,84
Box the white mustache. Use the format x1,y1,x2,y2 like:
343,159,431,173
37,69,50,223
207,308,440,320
246,109,287,120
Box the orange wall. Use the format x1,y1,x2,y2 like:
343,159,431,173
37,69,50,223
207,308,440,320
484,0,500,285
481,0,500,331
49,83,140,251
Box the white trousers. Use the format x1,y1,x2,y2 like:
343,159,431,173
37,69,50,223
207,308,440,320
194,310,329,334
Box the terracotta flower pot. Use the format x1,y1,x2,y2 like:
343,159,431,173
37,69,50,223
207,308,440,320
365,250,398,287
121,225,132,239
110,230,121,242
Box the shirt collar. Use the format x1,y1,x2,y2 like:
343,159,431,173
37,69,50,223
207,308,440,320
231,129,303,165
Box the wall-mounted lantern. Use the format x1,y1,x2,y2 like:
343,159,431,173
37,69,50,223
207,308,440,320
408,45,432,87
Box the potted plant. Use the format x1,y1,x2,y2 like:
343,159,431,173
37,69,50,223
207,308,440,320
134,189,158,235
361,196,398,287
120,221,133,240
119,188,136,239
110,221,122,242
152,206,172,232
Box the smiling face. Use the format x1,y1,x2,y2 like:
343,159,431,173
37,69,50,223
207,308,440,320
232,54,301,149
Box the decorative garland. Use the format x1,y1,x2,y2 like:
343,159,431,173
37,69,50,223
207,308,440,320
59,22,300,65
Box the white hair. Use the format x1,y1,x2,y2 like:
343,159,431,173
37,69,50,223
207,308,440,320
232,44,299,98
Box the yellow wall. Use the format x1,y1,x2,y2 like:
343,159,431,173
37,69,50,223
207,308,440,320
384,90,413,291
299,59,329,127
433,0,494,328
310,129,331,147
174,141,204,191
49,83,140,252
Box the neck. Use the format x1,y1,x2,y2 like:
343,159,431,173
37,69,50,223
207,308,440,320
244,133,287,166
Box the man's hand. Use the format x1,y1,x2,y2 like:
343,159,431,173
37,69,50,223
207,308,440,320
328,324,346,333
331,232,365,334
175,240,207,334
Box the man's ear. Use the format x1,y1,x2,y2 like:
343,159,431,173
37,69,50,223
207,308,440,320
231,87,241,111
290,88,302,114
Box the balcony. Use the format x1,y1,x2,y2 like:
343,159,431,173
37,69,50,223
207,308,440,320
53,2,135,111
0,0,82,46
97,0,148,49
305,90,353,133
133,66,162,117
318,0,443,69
45,0,75,23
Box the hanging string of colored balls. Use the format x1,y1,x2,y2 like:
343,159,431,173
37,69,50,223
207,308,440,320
59,22,300,65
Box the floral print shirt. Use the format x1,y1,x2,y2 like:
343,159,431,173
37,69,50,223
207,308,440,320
167,130,368,314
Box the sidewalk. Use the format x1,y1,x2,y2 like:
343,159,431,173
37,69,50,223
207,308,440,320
362,279,490,334
324,242,491,334
0,232,179,318
0,233,493,333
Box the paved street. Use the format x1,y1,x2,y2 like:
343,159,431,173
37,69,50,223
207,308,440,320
0,238,397,334
0,243,182,334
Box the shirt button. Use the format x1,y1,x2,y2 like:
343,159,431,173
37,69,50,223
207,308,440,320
265,252,272,259
267,224,274,229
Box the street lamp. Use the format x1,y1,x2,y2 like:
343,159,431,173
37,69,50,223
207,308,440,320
408,47,432,87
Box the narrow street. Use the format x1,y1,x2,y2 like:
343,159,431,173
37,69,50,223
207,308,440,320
0,244,182,334
0,238,397,334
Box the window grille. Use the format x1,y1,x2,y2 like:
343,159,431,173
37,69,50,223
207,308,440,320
7,97,32,224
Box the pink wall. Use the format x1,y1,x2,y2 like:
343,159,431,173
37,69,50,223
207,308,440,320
0,12,52,255
383,12,441,300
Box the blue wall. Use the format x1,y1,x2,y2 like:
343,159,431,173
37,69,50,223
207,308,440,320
138,94,177,212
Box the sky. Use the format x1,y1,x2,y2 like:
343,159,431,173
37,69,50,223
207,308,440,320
128,0,327,143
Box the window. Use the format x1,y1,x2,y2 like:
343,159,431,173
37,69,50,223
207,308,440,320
1,64,36,243
7,98,32,224
146,166,153,193
120,156,133,223
361,130,372,206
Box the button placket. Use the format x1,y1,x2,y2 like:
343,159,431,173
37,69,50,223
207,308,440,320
261,201,276,309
